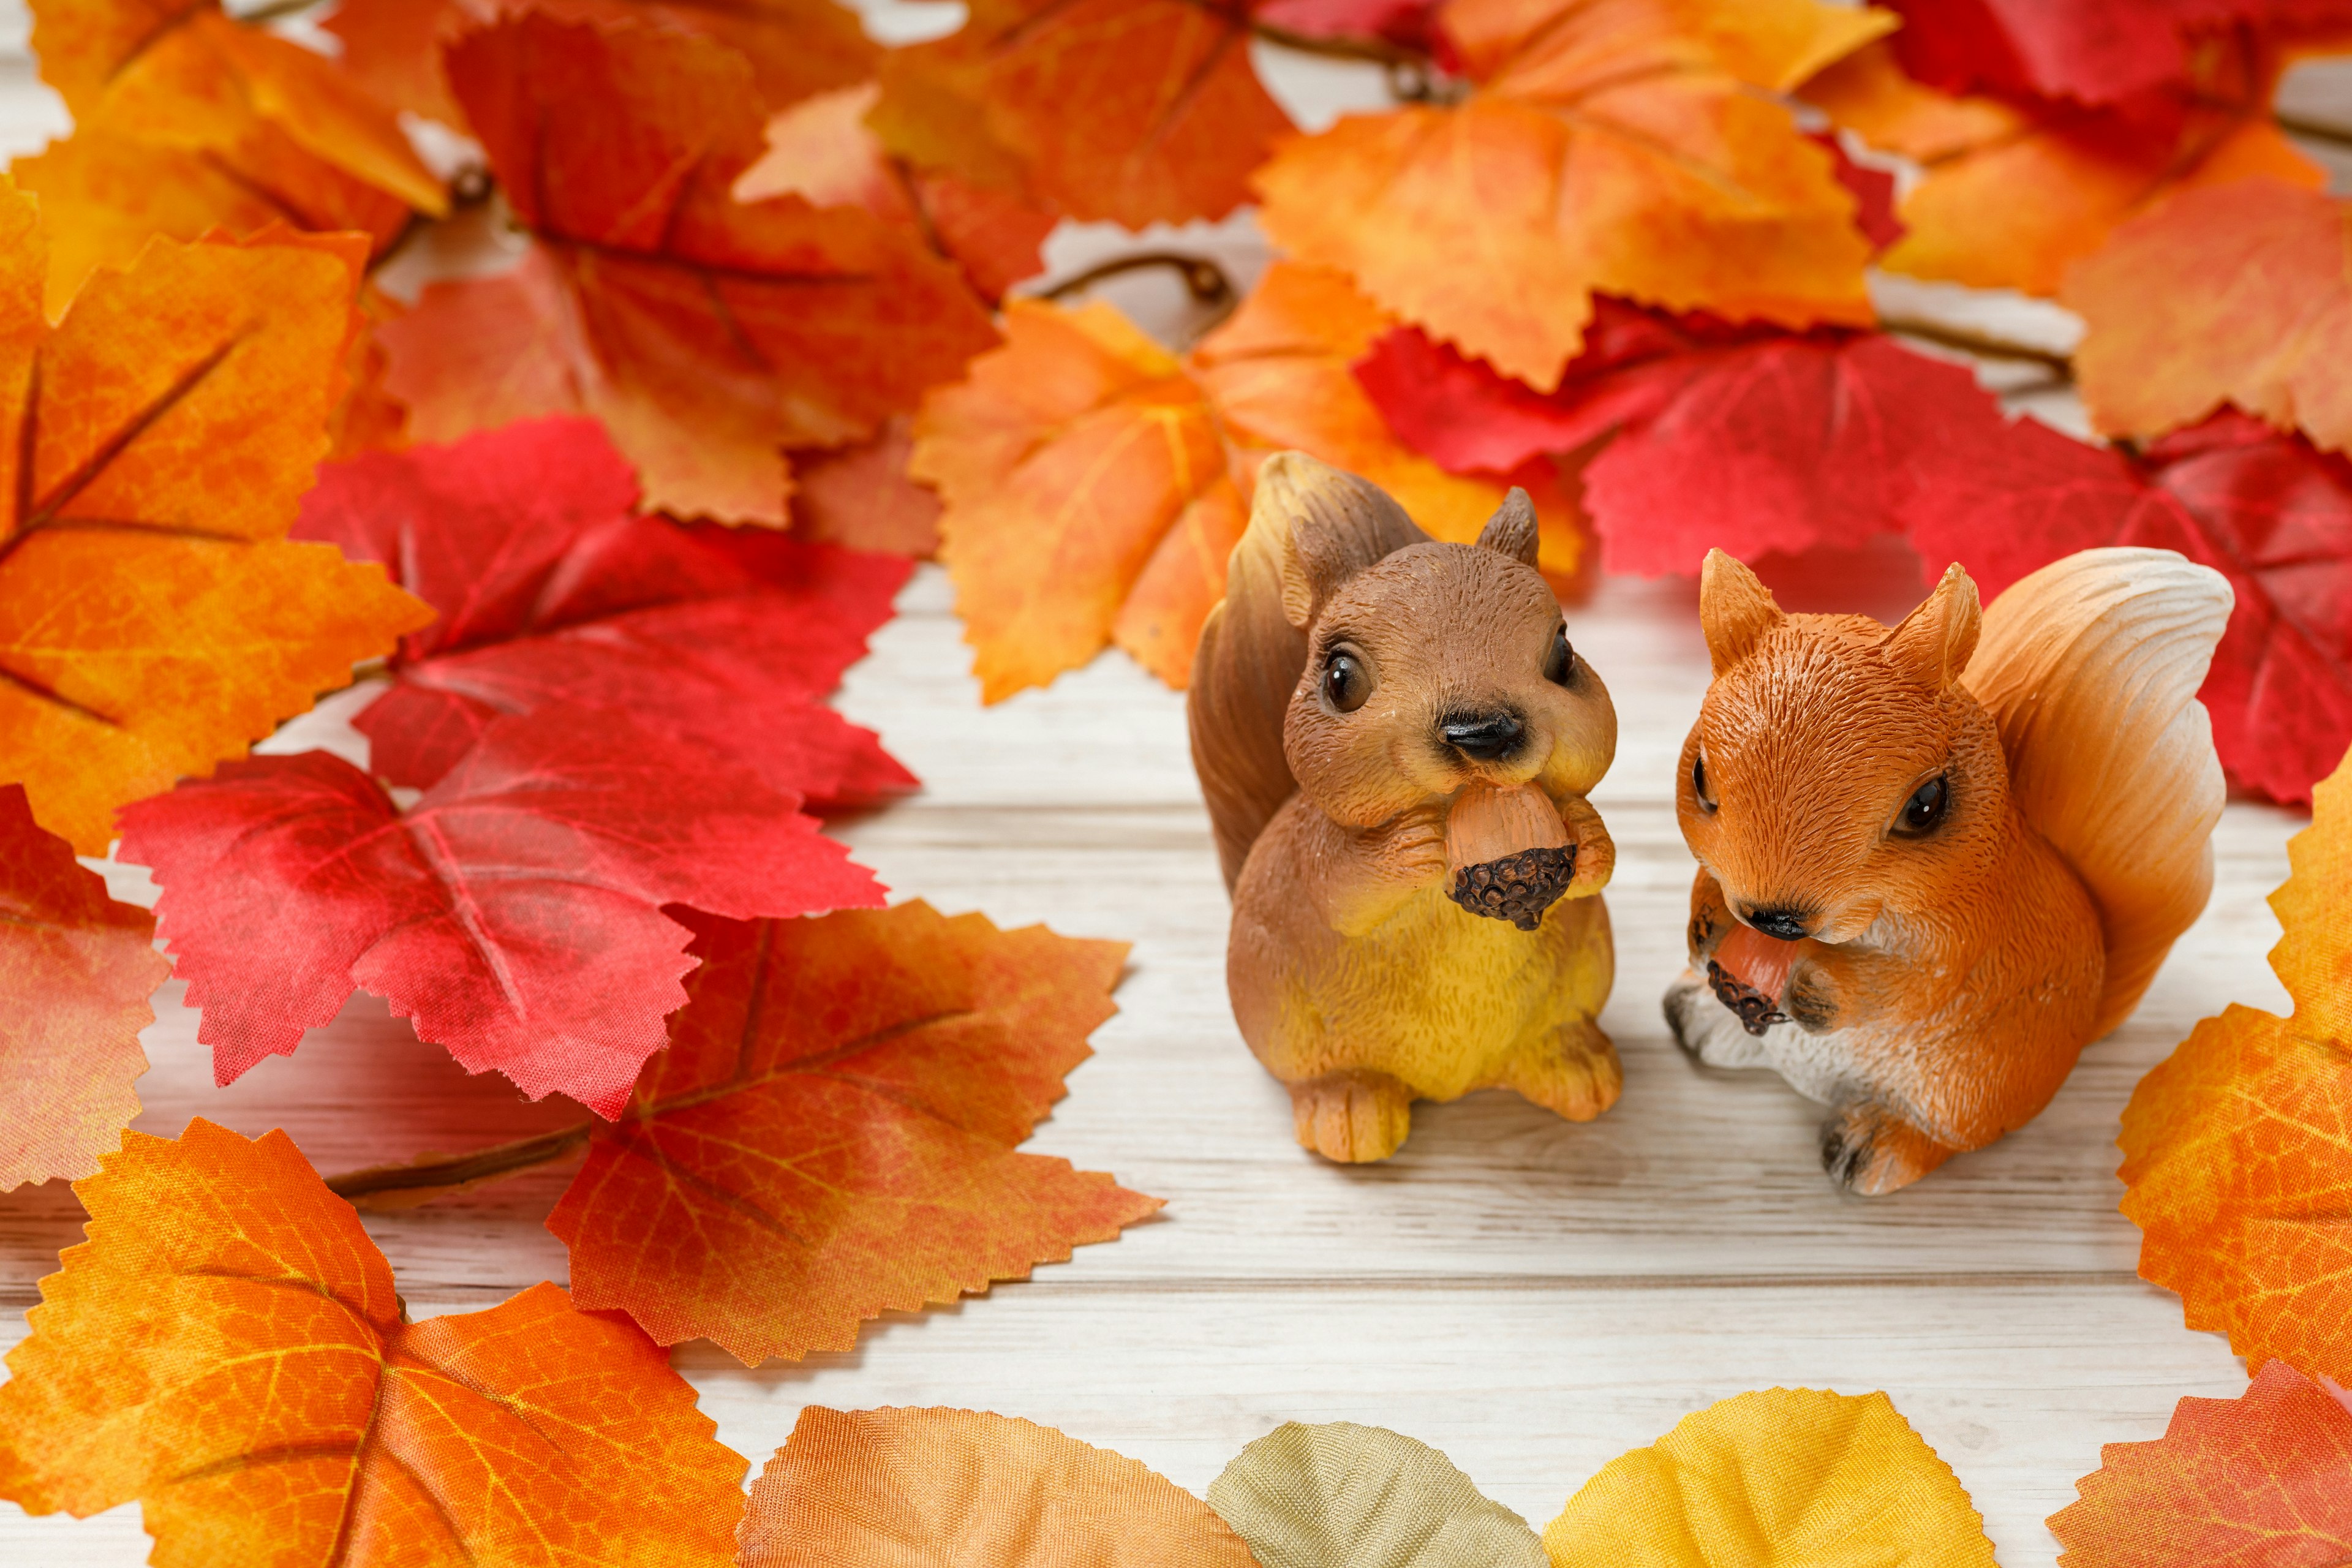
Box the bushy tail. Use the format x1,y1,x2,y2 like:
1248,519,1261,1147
1188,454,1428,889
1965,548,2233,1035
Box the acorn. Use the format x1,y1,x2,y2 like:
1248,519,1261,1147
1444,782,1575,930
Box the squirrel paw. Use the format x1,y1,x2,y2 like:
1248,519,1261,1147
1501,1022,1622,1122
1288,1071,1414,1163
1821,1102,1957,1196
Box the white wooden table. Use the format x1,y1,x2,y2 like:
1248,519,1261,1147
0,10,2319,1564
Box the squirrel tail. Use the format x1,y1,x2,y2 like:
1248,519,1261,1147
1188,453,1429,889
1964,547,2233,1035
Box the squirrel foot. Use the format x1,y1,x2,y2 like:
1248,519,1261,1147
1500,1020,1621,1122
1821,1101,1958,1196
1288,1070,1414,1163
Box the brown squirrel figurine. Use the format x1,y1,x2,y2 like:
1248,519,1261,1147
1667,546,2231,1194
1189,453,1619,1163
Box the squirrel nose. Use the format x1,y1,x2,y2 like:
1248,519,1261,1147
1744,905,1812,942
1440,710,1525,762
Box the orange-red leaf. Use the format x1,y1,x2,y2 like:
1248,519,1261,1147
31,0,443,215
916,265,1562,699
2068,179,2352,455
0,783,166,1193
548,902,1159,1363
2118,745,2352,1383
0,1118,748,1567
737,1407,1261,1566
870,0,1293,228
0,182,431,852
2049,1360,2352,1567
324,0,880,127
1803,37,2322,297
1252,0,1887,392
380,13,998,523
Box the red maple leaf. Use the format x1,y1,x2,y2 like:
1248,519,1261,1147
1884,0,2352,105
116,704,886,1115
293,418,915,807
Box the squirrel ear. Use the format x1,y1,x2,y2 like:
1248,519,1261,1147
1698,549,1784,676
1258,451,1428,629
1880,563,1982,687
1475,488,1540,567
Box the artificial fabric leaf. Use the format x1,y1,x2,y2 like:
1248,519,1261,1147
293,417,916,805
31,0,443,215
737,1406,1257,1566
12,118,413,316
1208,1422,1547,1568
870,0,1293,229
1253,0,1446,56
790,417,944,556
0,784,167,1193
0,184,431,853
380,13,997,524
2049,1360,2352,1568
1544,1387,1996,1567
2117,747,2352,1384
116,704,884,1115
735,82,1057,303
323,0,880,129
548,902,1157,1362
2068,178,2352,455
1251,0,1887,392
1803,36,2323,296
917,265,1565,699
1882,0,2352,105
0,1118,747,1567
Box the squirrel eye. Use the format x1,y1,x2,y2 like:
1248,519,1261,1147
1691,750,1716,812
1544,624,1575,686
1322,649,1371,712
1895,775,1949,837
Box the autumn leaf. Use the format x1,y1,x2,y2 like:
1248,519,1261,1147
0,1118,747,1567
2117,745,2352,1384
1544,1387,1997,1566
323,0,881,130
0,784,167,1193
1251,0,1888,393
738,1406,1256,1565
2067,178,2352,456
789,417,945,556
735,81,1057,303
1880,0,2352,105
0,184,431,853
2048,1360,2352,1568
870,0,1294,230
1803,35,2323,296
115,704,885,1116
543,902,1156,1362
917,263,1571,700
1209,1422,1547,1568
380,12,998,524
1253,0,1447,58
293,417,916,805
31,0,444,216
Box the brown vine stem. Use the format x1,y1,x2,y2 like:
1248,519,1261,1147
325,1122,594,1204
2274,108,2352,150
1876,314,2076,377
1038,250,1242,343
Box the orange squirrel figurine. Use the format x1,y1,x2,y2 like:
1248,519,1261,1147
1189,453,1619,1163
1667,546,2231,1194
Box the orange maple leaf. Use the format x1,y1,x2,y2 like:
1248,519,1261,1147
377,13,999,524
1250,0,1888,393
324,0,880,130
0,784,167,1193
1802,37,2322,298
2066,178,2352,456
30,0,445,217
738,1407,1261,1566
0,183,431,853
916,262,1580,700
2118,744,2352,1385
545,902,1159,1363
870,0,1294,230
0,1118,749,1566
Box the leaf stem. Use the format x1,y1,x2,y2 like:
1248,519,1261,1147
2275,108,2352,150
1037,250,1237,310
324,1121,593,1202
1877,314,2076,377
